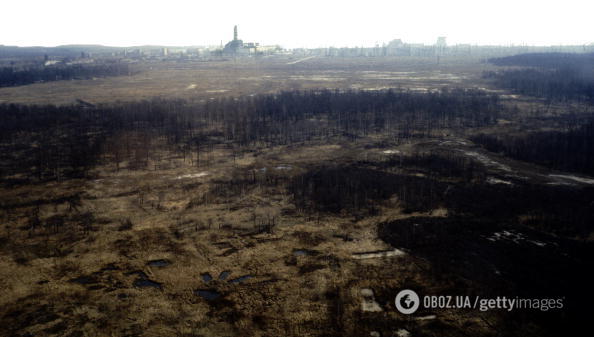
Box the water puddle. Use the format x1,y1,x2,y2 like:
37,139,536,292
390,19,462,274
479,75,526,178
69,276,97,285
293,249,318,256
133,278,162,289
229,275,252,284
126,270,148,278
196,289,221,300
218,271,231,280
201,273,213,282
127,270,162,289
147,259,170,267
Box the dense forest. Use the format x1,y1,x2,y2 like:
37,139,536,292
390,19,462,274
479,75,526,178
288,157,594,237
0,62,131,87
484,52,594,102
0,88,501,183
471,120,594,176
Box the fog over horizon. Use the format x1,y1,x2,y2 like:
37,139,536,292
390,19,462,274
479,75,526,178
2,0,593,49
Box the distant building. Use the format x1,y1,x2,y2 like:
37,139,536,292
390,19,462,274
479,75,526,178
386,39,408,56
436,36,447,55
222,25,267,56
223,25,244,55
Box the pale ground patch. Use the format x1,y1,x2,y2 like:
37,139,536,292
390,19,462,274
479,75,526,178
360,288,383,312
174,172,208,179
486,230,547,247
286,56,316,65
462,150,512,172
486,177,513,185
548,174,594,185
289,75,347,82
352,249,406,260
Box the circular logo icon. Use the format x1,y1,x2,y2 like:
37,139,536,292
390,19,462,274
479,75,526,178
395,289,420,314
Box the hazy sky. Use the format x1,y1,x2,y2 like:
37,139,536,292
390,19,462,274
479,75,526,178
2,0,592,48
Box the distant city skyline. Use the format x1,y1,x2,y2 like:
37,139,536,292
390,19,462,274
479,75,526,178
2,0,592,48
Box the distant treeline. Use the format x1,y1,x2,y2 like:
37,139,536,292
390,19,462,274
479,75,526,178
485,52,594,102
488,52,594,68
0,88,501,183
471,120,594,176
0,45,125,59
0,62,131,87
483,68,594,102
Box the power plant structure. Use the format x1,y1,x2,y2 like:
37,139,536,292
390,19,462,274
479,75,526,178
223,25,260,56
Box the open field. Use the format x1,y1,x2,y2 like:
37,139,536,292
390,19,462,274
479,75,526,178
1,55,594,337
0,56,495,105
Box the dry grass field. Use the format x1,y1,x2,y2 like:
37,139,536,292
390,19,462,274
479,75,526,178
0,56,495,105
0,134,503,337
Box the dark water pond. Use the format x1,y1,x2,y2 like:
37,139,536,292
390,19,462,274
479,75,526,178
218,270,231,280
133,278,162,289
195,289,221,300
201,273,213,282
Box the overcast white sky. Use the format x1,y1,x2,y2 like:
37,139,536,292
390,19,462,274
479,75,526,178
1,0,592,48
